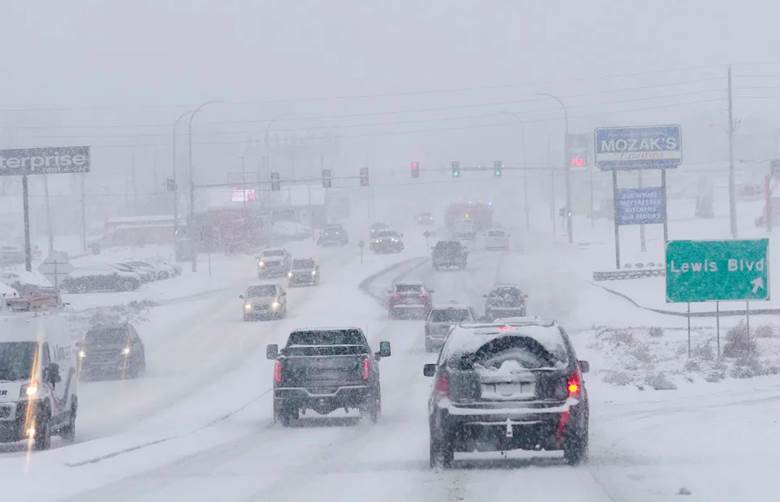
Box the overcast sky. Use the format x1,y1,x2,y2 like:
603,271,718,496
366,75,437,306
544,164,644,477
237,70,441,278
2,1,780,185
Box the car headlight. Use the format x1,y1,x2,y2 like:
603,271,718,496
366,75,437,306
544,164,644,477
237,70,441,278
271,301,280,310
244,303,252,311
79,350,86,359
311,270,317,276
122,346,131,356
288,271,293,278
20,382,38,399
258,261,265,268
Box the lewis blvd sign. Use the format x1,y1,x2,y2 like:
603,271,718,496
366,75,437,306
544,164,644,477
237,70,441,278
666,239,769,303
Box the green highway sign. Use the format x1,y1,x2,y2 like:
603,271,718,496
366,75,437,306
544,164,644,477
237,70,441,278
666,239,769,303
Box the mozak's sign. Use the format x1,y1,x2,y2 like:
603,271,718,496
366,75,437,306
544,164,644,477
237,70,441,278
595,125,681,170
0,146,90,176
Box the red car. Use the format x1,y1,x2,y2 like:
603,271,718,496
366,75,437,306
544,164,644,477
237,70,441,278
387,282,433,319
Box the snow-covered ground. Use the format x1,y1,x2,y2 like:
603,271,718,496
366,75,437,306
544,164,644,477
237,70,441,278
0,210,778,501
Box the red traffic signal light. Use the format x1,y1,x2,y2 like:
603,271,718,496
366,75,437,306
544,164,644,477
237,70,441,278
410,161,420,178
569,155,587,168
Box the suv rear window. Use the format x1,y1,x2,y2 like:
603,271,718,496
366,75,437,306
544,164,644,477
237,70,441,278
448,335,568,371
429,309,470,323
434,242,461,252
292,259,315,268
487,230,504,237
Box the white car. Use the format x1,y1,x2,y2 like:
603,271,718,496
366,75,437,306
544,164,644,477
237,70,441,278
484,228,510,250
424,305,477,352
0,312,80,449
241,283,287,321
257,249,292,279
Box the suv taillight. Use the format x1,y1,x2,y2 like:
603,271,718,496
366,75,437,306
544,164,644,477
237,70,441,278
361,358,371,380
567,372,581,398
434,374,449,397
274,360,282,384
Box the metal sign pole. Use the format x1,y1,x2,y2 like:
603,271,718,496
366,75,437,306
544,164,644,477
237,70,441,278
22,175,32,272
662,168,669,242
639,170,647,252
716,301,721,360
612,170,621,269
746,300,750,338
687,302,691,358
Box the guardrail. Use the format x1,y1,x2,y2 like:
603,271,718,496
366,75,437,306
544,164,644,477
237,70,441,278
593,264,665,281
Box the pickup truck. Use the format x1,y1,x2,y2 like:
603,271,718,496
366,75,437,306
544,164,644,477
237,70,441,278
267,328,391,426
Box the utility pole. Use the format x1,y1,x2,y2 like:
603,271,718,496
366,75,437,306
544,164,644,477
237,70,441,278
639,170,647,252
80,174,87,253
130,152,138,213
172,109,192,258
727,65,738,239
521,127,530,231
538,93,572,244
188,100,222,272
22,176,31,272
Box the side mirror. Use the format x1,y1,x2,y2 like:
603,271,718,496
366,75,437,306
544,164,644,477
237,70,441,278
280,291,287,296
578,360,590,374
266,344,279,360
423,364,436,377
45,363,61,385
378,341,391,358
239,294,244,299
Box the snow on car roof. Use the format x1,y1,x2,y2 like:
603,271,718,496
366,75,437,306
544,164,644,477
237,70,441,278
431,304,470,310
0,282,19,298
441,322,565,361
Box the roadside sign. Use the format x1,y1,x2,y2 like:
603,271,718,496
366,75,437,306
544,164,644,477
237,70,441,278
0,146,90,176
666,239,769,303
616,187,666,225
38,252,74,289
595,125,681,170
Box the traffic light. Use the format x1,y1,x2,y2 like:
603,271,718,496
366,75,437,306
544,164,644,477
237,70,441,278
566,133,590,169
360,167,369,186
410,161,420,178
493,160,503,177
165,178,177,192
322,169,332,188
270,171,280,191
451,161,461,178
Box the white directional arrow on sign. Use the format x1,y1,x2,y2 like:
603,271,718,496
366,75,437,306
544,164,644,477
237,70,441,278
751,277,765,294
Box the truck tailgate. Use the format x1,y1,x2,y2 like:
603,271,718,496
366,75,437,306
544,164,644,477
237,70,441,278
280,354,366,388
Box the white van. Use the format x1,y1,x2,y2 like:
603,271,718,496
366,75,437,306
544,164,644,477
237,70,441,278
484,228,510,250
0,313,79,449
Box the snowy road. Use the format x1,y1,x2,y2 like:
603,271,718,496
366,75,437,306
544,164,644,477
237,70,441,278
2,237,779,501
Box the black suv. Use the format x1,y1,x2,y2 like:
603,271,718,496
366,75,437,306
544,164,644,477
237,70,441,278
432,241,467,270
424,320,589,468
267,328,391,426
79,323,146,380
483,285,527,320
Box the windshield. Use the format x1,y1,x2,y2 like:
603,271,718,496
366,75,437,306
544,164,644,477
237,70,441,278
263,250,285,257
487,230,504,237
429,309,470,323
292,259,315,269
376,231,399,238
86,328,130,346
0,342,36,381
246,285,277,297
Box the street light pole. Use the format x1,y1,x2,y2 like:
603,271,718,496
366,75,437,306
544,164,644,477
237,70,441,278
500,111,531,231
538,93,572,244
171,109,192,259
188,100,222,272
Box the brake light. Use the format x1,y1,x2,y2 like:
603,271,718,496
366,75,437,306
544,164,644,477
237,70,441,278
567,372,581,398
273,360,282,384
434,374,449,396
361,358,371,380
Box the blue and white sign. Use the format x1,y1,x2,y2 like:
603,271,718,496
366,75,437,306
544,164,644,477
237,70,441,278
616,187,666,225
595,125,681,170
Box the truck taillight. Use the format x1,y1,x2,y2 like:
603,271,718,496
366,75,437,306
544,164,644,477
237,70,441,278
274,360,282,384
361,358,370,380
567,372,581,398
434,374,449,396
